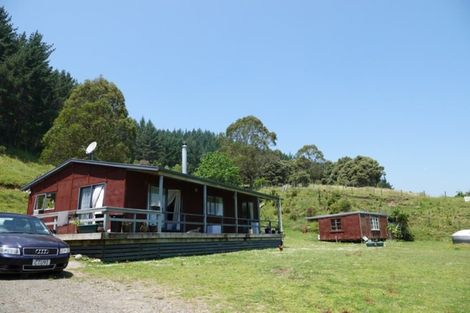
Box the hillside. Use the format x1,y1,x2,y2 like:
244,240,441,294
0,154,52,214
1,154,469,240
260,185,470,241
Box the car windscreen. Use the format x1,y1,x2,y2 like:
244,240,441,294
0,216,50,235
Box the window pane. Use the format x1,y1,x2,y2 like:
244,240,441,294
44,193,55,209
207,196,223,216
35,195,45,210
79,186,92,209
91,185,104,208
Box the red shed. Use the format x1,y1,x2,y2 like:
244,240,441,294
306,211,388,242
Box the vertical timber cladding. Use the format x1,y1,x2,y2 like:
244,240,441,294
27,163,127,214
318,213,389,242
68,234,283,262
360,214,388,240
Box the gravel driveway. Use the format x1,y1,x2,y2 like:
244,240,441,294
0,261,210,313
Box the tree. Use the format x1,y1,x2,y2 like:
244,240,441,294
134,117,159,163
225,115,277,150
222,115,277,187
295,144,325,163
260,152,292,186
41,78,136,164
336,156,385,187
194,151,241,186
0,7,76,152
290,144,326,185
322,156,388,188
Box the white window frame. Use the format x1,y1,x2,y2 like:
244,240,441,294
371,216,380,231
34,192,56,213
330,218,342,231
207,196,224,216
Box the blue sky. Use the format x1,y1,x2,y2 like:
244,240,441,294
4,1,470,195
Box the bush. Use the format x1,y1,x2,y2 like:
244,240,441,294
388,208,414,241
0,146,6,155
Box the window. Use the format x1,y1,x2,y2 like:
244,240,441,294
242,201,254,219
148,186,166,211
207,196,223,216
34,193,56,213
330,218,342,231
79,184,105,209
371,216,380,231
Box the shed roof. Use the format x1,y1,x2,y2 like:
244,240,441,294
21,159,279,201
305,211,388,221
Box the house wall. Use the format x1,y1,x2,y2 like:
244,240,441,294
27,163,126,216
318,213,388,242
124,172,260,233
360,214,388,240
27,164,265,234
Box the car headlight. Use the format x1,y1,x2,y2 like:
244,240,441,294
0,246,20,255
59,247,70,254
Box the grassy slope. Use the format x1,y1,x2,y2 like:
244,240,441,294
0,154,52,188
260,185,470,241
0,154,52,214
81,235,470,313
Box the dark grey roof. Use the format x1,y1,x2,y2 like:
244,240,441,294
21,159,279,201
305,211,388,220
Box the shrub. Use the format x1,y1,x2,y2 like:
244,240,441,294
388,208,414,241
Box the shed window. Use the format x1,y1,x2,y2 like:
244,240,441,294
330,218,342,231
34,193,56,213
207,196,223,216
79,184,105,209
371,216,380,231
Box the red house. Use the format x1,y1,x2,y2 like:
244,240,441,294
21,159,283,261
305,211,388,242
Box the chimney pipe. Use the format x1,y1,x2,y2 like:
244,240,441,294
182,143,188,174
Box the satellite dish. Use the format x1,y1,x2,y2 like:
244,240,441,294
85,142,97,159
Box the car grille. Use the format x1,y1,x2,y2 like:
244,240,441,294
23,248,58,256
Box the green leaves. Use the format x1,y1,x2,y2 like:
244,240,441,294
194,151,241,186
40,78,136,164
226,115,277,150
0,7,76,153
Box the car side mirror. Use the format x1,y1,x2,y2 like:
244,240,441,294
51,229,57,234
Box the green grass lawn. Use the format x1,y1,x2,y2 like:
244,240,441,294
80,232,470,313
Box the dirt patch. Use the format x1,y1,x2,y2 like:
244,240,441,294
0,264,210,313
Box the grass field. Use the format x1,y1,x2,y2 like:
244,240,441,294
80,232,470,313
260,185,470,241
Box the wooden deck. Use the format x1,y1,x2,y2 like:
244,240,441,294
59,232,283,262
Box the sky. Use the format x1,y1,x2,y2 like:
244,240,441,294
4,1,470,196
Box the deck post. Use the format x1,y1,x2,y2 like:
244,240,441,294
203,185,207,233
234,191,238,233
158,175,164,233
103,211,109,232
277,198,283,233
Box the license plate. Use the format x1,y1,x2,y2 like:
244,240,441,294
32,259,51,266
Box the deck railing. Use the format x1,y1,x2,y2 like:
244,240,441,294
34,207,277,234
